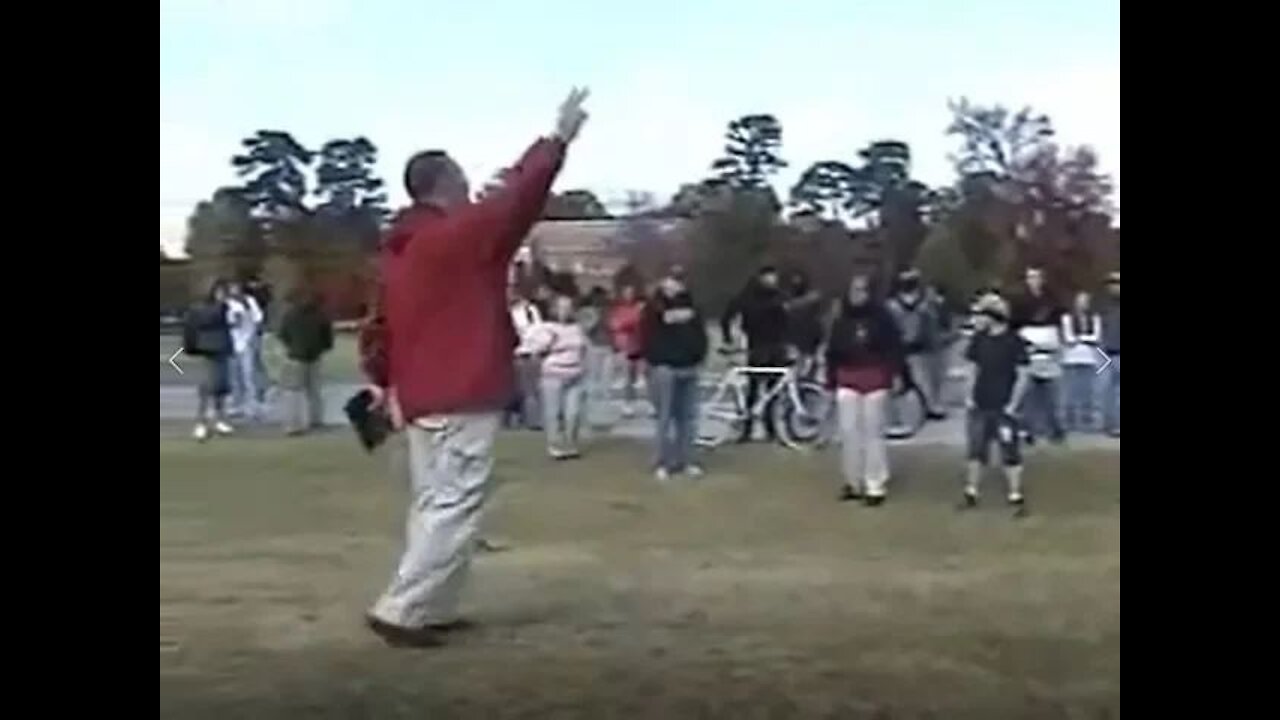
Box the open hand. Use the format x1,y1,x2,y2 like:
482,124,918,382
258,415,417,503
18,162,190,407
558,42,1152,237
555,87,590,143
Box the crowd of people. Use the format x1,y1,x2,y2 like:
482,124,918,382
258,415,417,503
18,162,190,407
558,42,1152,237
181,278,335,440
177,89,1120,649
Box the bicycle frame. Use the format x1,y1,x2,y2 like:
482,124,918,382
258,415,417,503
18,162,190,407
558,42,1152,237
699,365,807,447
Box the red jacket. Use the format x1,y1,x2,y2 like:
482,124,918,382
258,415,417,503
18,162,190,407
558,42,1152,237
359,137,566,421
607,299,646,358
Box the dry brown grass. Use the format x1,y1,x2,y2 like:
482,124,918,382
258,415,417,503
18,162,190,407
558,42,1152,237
160,432,1119,719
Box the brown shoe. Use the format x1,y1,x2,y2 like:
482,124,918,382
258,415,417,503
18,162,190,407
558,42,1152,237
427,618,478,633
365,615,444,649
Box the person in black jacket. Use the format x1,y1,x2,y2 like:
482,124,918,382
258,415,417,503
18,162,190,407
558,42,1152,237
784,269,824,381
183,280,235,442
825,274,904,505
278,288,335,435
644,270,709,482
721,266,789,442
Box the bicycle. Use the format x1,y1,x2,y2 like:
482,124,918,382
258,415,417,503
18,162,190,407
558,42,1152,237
696,350,831,451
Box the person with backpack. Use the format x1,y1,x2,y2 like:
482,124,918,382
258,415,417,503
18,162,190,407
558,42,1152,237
277,288,335,436
183,280,235,442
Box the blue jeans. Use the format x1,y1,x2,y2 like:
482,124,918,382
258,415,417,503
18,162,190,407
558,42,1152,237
650,365,700,472
1101,354,1120,434
230,348,259,415
1062,365,1098,432
1020,377,1064,441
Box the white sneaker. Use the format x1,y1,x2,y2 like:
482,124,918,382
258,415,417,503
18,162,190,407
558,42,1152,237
654,467,671,483
684,465,705,479
214,421,234,436
193,424,209,442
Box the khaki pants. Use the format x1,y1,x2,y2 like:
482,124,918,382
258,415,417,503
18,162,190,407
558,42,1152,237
370,412,500,628
282,360,324,433
836,388,889,497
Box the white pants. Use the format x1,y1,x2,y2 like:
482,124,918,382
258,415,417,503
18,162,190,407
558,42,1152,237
836,388,889,497
370,412,500,628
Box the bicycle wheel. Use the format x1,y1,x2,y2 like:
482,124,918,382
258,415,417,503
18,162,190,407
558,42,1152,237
776,381,834,450
885,384,927,439
697,399,744,448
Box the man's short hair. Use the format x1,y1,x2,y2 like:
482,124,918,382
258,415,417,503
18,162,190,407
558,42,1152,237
403,150,452,200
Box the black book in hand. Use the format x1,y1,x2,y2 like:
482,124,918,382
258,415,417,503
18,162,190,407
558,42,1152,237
344,389,393,452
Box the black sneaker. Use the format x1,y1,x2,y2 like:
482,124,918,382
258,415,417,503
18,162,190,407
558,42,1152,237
927,410,948,421
839,486,862,502
863,495,886,508
958,492,978,510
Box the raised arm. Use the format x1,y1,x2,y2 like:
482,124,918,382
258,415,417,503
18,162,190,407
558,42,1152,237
446,88,590,265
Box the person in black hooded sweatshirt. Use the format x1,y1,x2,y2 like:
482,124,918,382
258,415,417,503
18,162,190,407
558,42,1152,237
644,269,709,482
721,266,789,442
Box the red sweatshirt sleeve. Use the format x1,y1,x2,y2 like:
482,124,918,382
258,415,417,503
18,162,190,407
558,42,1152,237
452,137,567,264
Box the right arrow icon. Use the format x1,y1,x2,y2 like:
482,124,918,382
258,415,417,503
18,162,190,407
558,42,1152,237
1094,347,1112,375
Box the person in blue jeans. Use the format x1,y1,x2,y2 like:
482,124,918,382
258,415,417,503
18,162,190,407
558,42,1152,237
1099,272,1120,437
1060,291,1102,432
642,270,709,482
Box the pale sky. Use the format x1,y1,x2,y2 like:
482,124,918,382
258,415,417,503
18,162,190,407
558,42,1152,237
160,0,1120,254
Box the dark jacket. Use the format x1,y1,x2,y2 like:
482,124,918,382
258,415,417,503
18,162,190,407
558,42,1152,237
1010,289,1062,330
721,280,788,349
886,293,940,355
183,300,232,358
785,279,824,354
824,302,903,386
279,300,334,363
644,291,709,369
1100,299,1120,353
360,137,565,420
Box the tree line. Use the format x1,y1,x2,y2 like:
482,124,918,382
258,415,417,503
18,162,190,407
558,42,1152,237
174,97,1116,315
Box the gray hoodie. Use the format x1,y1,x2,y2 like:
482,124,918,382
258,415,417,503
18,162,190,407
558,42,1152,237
1100,300,1120,354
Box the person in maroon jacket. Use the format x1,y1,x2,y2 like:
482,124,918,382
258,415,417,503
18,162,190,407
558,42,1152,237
358,88,589,648
824,273,904,506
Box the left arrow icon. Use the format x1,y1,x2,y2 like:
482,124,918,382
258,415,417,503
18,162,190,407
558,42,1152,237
169,348,185,375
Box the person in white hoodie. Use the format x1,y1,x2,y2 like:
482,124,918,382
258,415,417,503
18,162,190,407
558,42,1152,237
528,293,589,459
225,281,265,420
1060,291,1102,433
509,286,544,430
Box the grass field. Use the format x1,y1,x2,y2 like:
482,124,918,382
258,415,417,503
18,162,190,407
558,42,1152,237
159,432,1120,719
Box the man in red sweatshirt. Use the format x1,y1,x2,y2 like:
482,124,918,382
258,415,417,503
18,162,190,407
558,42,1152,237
358,89,589,648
